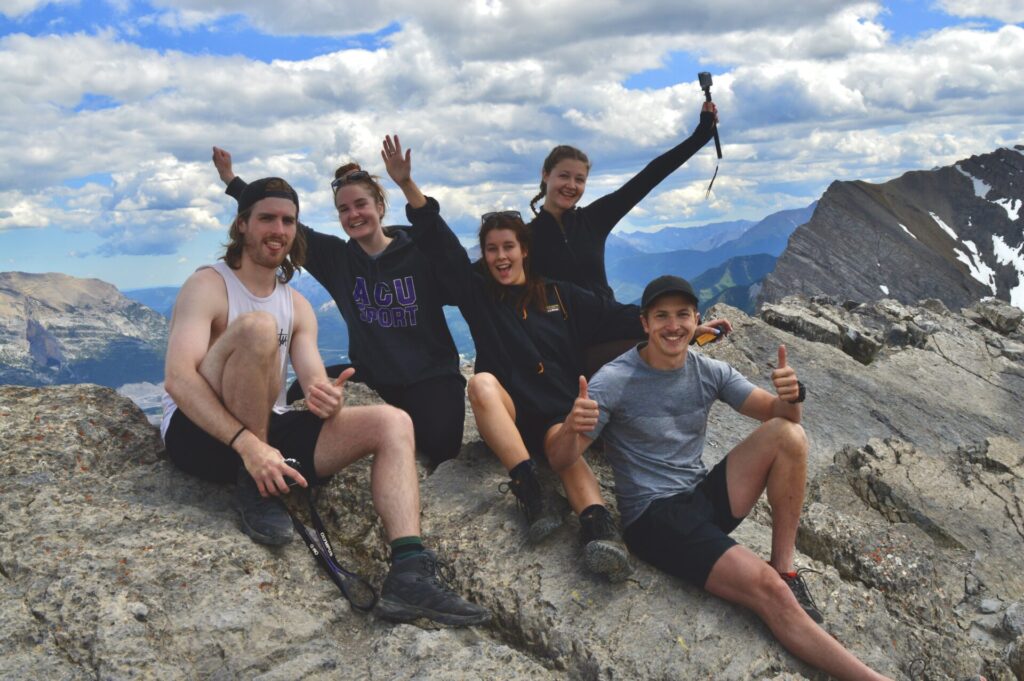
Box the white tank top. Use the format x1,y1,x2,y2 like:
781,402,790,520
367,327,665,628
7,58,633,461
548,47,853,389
160,261,294,439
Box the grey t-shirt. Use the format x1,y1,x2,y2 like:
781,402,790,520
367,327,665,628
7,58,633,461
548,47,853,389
587,345,756,527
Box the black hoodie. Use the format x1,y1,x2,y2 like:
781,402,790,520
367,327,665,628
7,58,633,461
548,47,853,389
226,178,461,389
406,199,642,420
528,111,716,301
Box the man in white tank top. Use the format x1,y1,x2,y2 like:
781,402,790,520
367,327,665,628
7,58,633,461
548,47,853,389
161,175,488,627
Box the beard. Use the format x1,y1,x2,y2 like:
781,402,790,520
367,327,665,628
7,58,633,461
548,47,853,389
243,232,292,271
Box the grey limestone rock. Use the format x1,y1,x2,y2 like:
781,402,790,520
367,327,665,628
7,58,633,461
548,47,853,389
2,295,1022,680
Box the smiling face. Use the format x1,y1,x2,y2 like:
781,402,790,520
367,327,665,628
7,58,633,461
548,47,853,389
238,196,297,270
542,158,589,214
640,293,700,369
483,227,528,286
335,183,385,244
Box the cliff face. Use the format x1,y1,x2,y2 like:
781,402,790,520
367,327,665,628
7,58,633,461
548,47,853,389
761,146,1024,311
1,297,1023,680
0,271,167,387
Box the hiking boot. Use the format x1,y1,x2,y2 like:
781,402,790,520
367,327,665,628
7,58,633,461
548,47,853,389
234,467,293,546
376,551,491,626
780,568,824,624
500,464,562,543
579,506,633,583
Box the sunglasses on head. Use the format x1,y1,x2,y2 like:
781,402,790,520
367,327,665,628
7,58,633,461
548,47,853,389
330,170,372,192
481,210,522,224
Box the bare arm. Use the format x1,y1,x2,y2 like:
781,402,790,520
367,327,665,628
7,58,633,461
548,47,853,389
288,290,354,419
381,134,427,209
546,376,598,473
737,345,802,424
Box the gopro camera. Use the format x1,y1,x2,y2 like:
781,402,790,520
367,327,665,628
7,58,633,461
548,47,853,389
698,71,713,91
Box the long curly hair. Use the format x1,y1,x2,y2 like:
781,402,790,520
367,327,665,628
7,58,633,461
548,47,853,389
529,145,591,216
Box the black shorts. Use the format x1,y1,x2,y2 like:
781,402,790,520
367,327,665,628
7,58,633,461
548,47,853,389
514,405,563,461
164,408,326,486
622,456,744,588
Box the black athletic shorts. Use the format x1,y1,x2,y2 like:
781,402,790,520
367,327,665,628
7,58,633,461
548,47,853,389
164,408,327,486
514,404,563,461
622,455,744,588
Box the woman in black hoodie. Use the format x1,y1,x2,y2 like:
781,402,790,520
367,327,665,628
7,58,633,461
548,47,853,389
213,144,464,468
525,100,730,368
392,132,639,580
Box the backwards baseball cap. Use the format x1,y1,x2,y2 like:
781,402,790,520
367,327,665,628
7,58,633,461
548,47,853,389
640,274,699,310
238,177,299,215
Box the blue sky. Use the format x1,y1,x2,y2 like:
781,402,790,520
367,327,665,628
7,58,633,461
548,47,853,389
1,0,1021,289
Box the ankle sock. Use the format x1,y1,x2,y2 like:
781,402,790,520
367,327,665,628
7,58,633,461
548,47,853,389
390,536,425,563
509,459,536,483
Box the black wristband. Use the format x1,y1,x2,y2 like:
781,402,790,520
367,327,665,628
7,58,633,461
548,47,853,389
228,426,247,448
788,382,806,404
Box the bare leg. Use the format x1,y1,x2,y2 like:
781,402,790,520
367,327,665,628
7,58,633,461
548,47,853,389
467,373,531,470
544,423,605,513
706,546,890,681
314,404,420,542
197,311,281,439
724,418,808,572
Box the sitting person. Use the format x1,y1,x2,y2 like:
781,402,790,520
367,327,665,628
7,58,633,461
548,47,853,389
161,177,488,626
547,275,893,680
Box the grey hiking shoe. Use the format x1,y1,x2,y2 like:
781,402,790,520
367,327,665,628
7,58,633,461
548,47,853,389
234,467,293,546
376,551,491,626
781,569,824,624
500,467,563,543
579,506,633,582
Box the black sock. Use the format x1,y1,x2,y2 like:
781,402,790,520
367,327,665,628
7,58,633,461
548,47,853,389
579,504,607,522
390,536,424,563
509,459,536,482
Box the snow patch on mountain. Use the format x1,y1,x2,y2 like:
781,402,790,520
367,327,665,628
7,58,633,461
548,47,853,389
955,164,991,199
898,223,917,239
993,198,1021,221
929,212,958,240
992,234,1024,309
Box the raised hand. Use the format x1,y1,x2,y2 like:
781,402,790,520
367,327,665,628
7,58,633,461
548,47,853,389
381,134,412,186
565,375,599,434
305,367,356,419
771,345,800,403
211,146,236,185
694,316,732,345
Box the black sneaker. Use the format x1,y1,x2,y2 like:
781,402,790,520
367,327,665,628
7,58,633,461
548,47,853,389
499,466,562,543
579,506,633,583
376,551,491,626
234,468,293,546
780,568,824,624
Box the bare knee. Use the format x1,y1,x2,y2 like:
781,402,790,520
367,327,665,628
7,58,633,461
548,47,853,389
751,563,804,624
467,373,502,409
377,404,414,449
232,311,279,356
765,418,807,463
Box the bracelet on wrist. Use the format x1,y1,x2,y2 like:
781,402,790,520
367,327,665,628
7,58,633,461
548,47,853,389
228,426,247,448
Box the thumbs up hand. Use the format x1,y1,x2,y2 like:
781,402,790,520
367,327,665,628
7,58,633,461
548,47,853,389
770,345,800,402
306,367,356,419
565,375,600,434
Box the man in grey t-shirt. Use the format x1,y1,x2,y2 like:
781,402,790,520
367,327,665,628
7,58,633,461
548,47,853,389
546,275,891,681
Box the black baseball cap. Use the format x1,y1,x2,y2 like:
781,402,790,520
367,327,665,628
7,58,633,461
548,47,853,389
641,275,699,310
238,177,299,215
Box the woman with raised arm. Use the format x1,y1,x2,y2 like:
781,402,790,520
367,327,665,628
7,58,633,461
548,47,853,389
384,136,641,581
526,99,731,368
212,146,464,469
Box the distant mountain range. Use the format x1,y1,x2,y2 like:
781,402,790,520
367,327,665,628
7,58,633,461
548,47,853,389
761,146,1024,310
0,272,166,387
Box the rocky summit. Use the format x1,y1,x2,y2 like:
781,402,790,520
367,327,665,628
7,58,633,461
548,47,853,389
0,271,167,387
1,296,1023,680
761,146,1024,312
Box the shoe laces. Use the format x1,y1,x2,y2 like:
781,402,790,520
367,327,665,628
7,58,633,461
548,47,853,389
783,567,821,612
418,552,456,589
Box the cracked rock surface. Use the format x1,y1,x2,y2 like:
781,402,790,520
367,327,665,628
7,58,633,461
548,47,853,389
1,297,1022,680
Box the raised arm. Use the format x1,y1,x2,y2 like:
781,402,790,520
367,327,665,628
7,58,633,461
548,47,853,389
737,345,803,424
584,102,717,236
381,134,426,209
